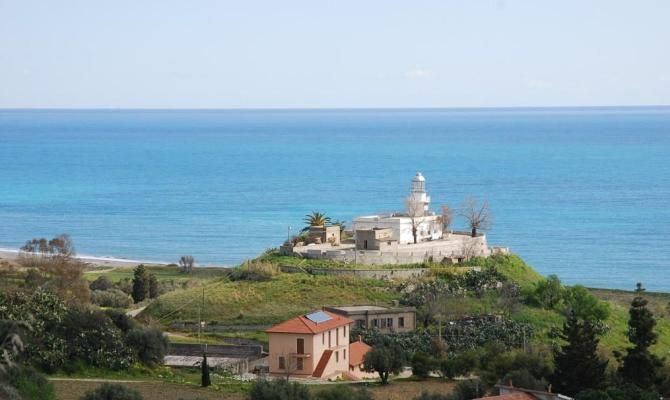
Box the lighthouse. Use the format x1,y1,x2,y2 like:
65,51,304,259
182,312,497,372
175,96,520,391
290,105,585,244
406,172,431,217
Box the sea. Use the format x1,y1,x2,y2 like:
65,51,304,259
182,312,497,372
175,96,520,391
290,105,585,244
1,107,669,291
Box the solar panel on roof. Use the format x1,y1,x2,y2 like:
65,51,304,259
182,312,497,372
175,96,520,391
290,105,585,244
305,311,332,324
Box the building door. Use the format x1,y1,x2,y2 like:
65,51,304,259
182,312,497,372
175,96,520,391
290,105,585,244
297,338,304,354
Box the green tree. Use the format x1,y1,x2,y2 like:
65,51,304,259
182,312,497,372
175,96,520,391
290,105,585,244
618,283,663,389
148,274,160,299
533,274,564,309
563,285,610,322
131,265,148,303
411,351,437,379
551,313,608,396
363,344,406,384
301,211,331,232
125,327,168,367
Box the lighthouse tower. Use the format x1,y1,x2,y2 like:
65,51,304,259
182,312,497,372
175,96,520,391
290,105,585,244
406,172,431,217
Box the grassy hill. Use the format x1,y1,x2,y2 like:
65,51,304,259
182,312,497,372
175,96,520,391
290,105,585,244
143,273,400,326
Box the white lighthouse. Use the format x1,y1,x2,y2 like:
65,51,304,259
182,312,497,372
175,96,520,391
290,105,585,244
406,172,431,217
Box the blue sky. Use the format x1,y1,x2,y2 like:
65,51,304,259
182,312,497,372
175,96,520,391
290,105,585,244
1,0,669,108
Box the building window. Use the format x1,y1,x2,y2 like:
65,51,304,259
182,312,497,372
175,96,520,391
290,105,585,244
322,332,325,344
328,330,331,347
364,240,368,249
335,351,339,362
297,357,303,371
372,319,378,328
356,319,365,328
336,328,339,346
297,338,304,354
387,318,393,328
344,349,347,360
399,317,405,328
381,318,387,329
343,326,347,337
278,356,286,370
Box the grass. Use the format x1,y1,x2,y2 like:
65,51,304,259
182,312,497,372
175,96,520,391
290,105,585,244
257,249,434,270
144,273,401,326
467,254,544,290
84,265,230,283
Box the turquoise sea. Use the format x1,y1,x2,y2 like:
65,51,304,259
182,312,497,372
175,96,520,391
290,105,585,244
1,108,669,290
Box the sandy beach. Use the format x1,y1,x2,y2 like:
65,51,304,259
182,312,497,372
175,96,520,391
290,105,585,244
0,247,168,268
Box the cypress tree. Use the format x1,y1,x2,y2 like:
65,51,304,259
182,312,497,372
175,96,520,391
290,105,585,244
551,312,608,396
131,264,148,303
201,352,211,387
148,274,159,299
618,283,663,389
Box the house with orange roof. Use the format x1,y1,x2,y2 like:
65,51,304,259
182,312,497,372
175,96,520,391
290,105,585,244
474,384,573,400
265,310,372,380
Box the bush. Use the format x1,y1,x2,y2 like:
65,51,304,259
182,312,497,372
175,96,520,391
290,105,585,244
450,379,486,400
229,262,278,282
91,289,133,308
61,308,134,370
125,327,168,367
501,369,547,391
412,352,437,379
314,385,373,400
5,365,56,400
105,309,137,333
90,276,114,291
249,379,310,400
81,383,144,400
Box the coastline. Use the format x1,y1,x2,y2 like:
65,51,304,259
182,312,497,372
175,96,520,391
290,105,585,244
0,247,170,268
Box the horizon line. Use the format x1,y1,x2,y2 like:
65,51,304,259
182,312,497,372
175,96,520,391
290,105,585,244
1,104,669,112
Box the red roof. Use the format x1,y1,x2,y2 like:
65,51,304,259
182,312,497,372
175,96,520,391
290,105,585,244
349,340,372,367
265,310,353,334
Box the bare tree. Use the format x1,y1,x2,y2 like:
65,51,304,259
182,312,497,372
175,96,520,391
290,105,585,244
405,200,425,244
179,255,195,273
459,238,480,262
440,205,453,234
278,353,299,381
460,197,492,237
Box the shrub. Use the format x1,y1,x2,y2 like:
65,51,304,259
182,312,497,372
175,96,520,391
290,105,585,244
61,308,134,370
81,383,144,400
5,365,56,400
229,262,278,282
249,379,310,400
125,327,168,367
314,385,373,400
411,352,437,379
90,276,113,291
104,309,137,333
450,379,486,400
91,289,133,308
501,369,547,391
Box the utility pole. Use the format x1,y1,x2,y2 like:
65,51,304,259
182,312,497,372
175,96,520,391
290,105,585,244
199,287,205,351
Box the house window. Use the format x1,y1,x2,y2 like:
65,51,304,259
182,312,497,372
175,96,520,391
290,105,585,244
278,356,286,370
297,357,303,371
399,317,405,328
364,239,368,249
297,338,304,354
322,332,325,344
356,319,365,328
344,349,347,360
381,318,387,329
328,330,331,347
343,326,346,337
336,328,339,346
372,319,378,328
387,318,393,328
335,351,339,362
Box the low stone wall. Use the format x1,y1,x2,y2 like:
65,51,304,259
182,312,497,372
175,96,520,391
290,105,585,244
279,265,429,280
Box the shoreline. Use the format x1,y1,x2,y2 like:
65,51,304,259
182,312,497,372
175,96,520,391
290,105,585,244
0,247,170,268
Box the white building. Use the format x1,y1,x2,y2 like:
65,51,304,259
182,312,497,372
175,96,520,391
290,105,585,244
352,173,442,245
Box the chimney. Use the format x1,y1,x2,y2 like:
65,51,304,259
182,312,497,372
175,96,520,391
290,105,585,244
358,335,362,343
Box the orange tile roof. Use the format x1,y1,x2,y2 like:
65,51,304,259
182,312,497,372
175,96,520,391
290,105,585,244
349,340,372,367
265,310,353,334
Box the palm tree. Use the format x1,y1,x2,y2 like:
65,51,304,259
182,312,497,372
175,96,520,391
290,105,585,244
301,211,331,232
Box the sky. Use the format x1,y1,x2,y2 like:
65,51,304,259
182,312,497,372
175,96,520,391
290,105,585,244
1,0,669,108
